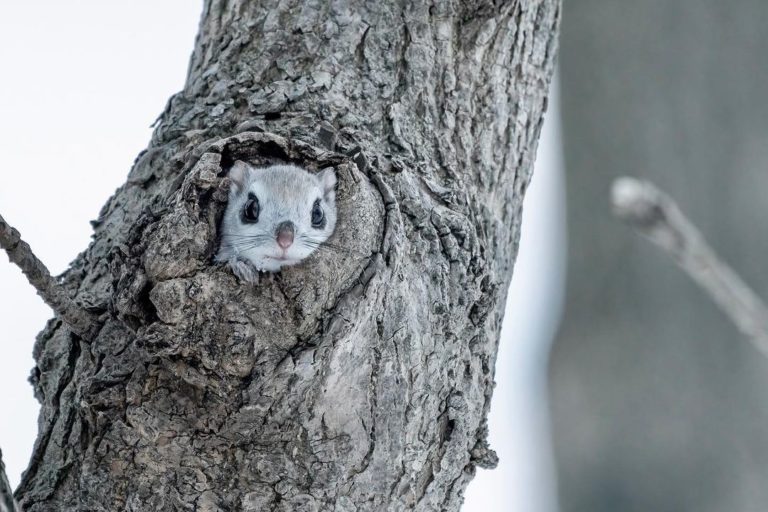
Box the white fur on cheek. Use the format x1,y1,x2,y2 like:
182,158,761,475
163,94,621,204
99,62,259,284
216,164,338,280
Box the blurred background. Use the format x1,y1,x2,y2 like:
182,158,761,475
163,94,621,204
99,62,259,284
3,1,768,511
550,1,768,511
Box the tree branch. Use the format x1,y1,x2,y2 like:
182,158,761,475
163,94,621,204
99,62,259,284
0,449,17,512
611,176,768,355
0,213,99,341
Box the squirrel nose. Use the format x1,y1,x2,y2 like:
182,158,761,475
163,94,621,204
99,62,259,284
275,221,294,249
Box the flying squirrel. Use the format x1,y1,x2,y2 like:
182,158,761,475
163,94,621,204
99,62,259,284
216,161,337,283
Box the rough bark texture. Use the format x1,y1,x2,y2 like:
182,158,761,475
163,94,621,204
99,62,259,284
0,450,17,512
16,1,559,510
551,1,768,511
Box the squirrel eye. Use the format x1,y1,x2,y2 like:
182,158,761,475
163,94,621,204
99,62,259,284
242,194,260,223
311,199,325,229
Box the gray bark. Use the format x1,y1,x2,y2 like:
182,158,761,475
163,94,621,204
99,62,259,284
0,214,99,341
1,450,17,512
551,1,768,511
14,1,559,510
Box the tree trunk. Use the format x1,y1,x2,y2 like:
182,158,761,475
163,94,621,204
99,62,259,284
15,1,559,510
1,450,15,512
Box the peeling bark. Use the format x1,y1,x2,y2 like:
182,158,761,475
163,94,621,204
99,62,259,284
16,1,559,510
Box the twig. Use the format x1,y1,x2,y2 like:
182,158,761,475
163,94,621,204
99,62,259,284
0,213,99,341
611,177,768,356
0,448,17,512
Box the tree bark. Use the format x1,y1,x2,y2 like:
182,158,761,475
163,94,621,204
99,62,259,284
1,450,17,512
15,1,559,510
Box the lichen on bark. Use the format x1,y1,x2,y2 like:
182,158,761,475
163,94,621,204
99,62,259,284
15,1,560,510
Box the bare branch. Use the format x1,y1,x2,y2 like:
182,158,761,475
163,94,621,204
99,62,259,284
611,176,768,355
0,213,99,341
0,449,17,512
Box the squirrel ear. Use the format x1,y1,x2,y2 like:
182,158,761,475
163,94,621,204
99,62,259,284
318,168,337,201
229,160,252,194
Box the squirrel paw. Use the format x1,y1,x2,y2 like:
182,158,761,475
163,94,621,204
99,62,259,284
229,258,260,284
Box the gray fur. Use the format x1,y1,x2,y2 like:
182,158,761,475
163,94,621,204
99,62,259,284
216,161,337,281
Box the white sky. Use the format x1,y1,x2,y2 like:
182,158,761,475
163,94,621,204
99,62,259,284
0,0,203,488
0,3,565,510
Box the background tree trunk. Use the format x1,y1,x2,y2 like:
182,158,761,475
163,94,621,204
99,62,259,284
551,1,768,511
14,1,559,510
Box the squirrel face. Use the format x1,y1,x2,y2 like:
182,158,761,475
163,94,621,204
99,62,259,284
216,161,337,277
